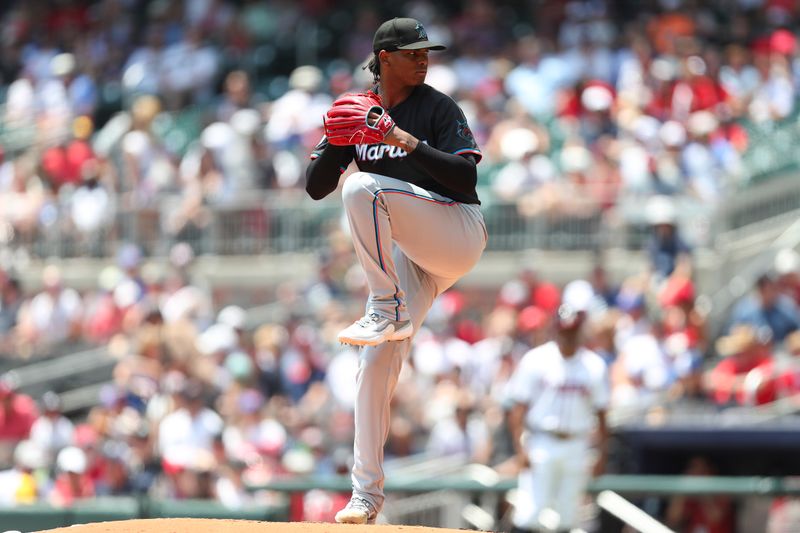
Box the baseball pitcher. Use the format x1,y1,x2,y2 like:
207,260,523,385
305,17,487,524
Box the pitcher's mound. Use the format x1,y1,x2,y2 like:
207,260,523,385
39,518,472,533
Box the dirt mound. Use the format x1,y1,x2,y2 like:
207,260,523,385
38,518,472,533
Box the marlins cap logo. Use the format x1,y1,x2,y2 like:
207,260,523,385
415,23,427,40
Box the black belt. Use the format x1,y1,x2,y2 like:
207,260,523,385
534,429,581,440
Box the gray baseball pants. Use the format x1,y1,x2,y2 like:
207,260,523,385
341,171,487,511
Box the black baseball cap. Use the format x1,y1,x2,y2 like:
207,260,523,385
373,18,446,53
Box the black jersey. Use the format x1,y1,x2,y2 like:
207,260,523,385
311,84,482,204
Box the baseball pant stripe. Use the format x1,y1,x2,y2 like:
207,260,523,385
371,188,456,320
371,194,402,320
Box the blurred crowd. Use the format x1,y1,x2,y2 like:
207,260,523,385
0,223,799,530
0,0,799,531
0,0,798,256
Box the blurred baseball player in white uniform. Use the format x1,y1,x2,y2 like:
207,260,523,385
507,280,610,533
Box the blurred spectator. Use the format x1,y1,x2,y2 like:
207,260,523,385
653,120,690,194
173,106,265,244
41,116,98,192
774,248,800,306
126,423,160,495
749,53,795,123
572,82,618,146
221,388,274,462
160,26,219,109
252,324,288,400
157,379,223,472
516,304,552,353
82,267,128,343
587,309,619,368
161,286,213,332
215,459,255,509
611,331,674,411
69,158,114,252
511,268,561,316
117,242,146,295
682,111,733,203
645,196,692,283
89,386,128,440
196,322,241,390
49,445,94,507
0,276,24,337
504,35,567,120
218,305,249,350
95,441,133,496
773,331,800,399
122,26,166,98
17,265,83,348
4,70,36,125
29,391,74,460
730,271,800,343
265,65,332,151
614,285,652,352
279,324,326,404
589,263,618,308
646,4,696,56
118,94,175,207
665,456,735,533
658,274,706,399
768,496,800,533
486,102,555,201
217,70,256,122
426,392,492,465
659,273,705,350
304,248,353,315
37,53,96,143
0,152,47,246
0,439,49,506
706,325,777,406
73,423,109,487
0,376,39,447
719,44,760,115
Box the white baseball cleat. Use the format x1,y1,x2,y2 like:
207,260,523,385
337,313,413,346
335,495,378,524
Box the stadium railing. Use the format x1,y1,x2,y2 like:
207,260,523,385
9,167,800,261
739,109,800,184
0,474,795,531
0,497,288,531
244,472,800,496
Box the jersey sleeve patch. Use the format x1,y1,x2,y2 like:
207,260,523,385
456,119,474,142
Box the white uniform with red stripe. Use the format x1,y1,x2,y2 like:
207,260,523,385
340,174,485,511
310,83,486,512
508,341,610,530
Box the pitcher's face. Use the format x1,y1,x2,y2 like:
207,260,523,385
382,48,429,87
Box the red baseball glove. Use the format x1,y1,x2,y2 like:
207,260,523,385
324,91,396,146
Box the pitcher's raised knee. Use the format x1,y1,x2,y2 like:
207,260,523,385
342,172,379,206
